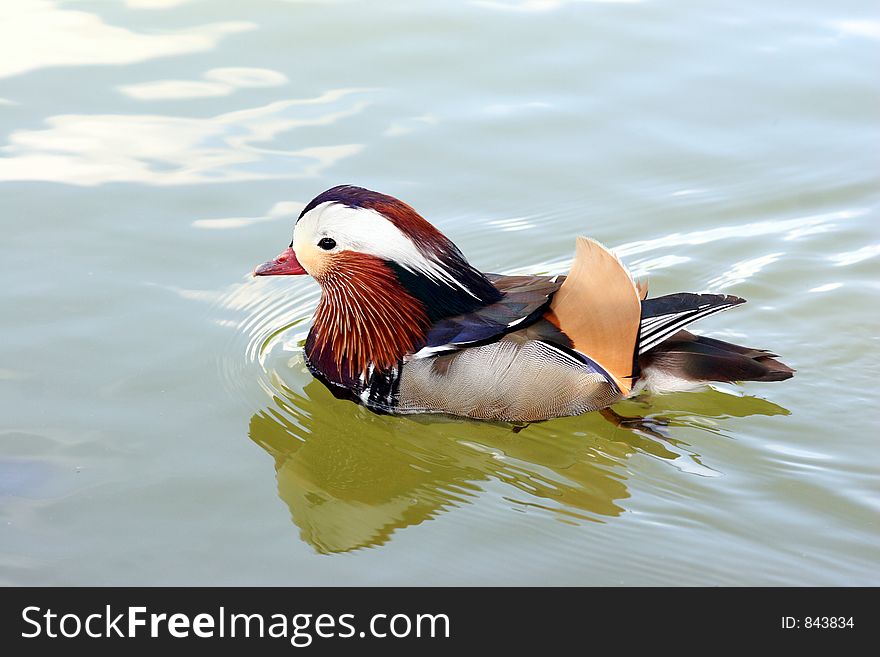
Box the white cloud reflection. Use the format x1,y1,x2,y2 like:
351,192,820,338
119,79,231,100
382,113,438,137
505,208,865,278
119,67,289,100
0,88,370,185
193,200,306,230
833,20,880,40
473,0,638,13
829,243,880,267
487,216,537,232
124,0,195,8
808,283,842,293
0,0,253,79
706,253,783,291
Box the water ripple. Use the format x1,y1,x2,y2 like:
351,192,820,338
119,67,288,101
0,0,253,80
505,208,867,276
829,243,880,267
706,252,783,291
193,200,305,230
0,88,371,185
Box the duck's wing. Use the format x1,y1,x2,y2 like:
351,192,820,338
638,293,746,354
411,273,562,357
547,237,642,394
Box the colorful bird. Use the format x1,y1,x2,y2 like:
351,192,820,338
254,185,793,422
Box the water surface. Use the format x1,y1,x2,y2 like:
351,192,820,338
1,0,878,585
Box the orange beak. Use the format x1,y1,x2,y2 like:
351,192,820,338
253,247,307,276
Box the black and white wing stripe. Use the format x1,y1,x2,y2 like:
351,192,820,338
409,273,562,359
639,293,745,355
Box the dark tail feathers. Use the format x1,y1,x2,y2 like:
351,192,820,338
639,330,795,384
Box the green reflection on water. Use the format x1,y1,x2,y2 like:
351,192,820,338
249,378,789,554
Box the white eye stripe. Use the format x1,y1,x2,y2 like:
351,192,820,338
293,201,478,296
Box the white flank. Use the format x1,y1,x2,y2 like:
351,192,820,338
631,367,711,395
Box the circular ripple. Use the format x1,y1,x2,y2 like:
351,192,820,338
213,274,319,416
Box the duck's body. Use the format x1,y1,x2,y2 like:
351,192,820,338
255,186,793,422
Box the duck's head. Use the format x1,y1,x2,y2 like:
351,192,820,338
253,185,502,378
254,185,501,322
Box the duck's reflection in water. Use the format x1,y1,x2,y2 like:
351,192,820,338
248,376,789,554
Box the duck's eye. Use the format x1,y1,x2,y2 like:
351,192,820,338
317,237,336,251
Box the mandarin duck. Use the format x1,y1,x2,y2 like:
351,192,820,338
254,185,793,422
